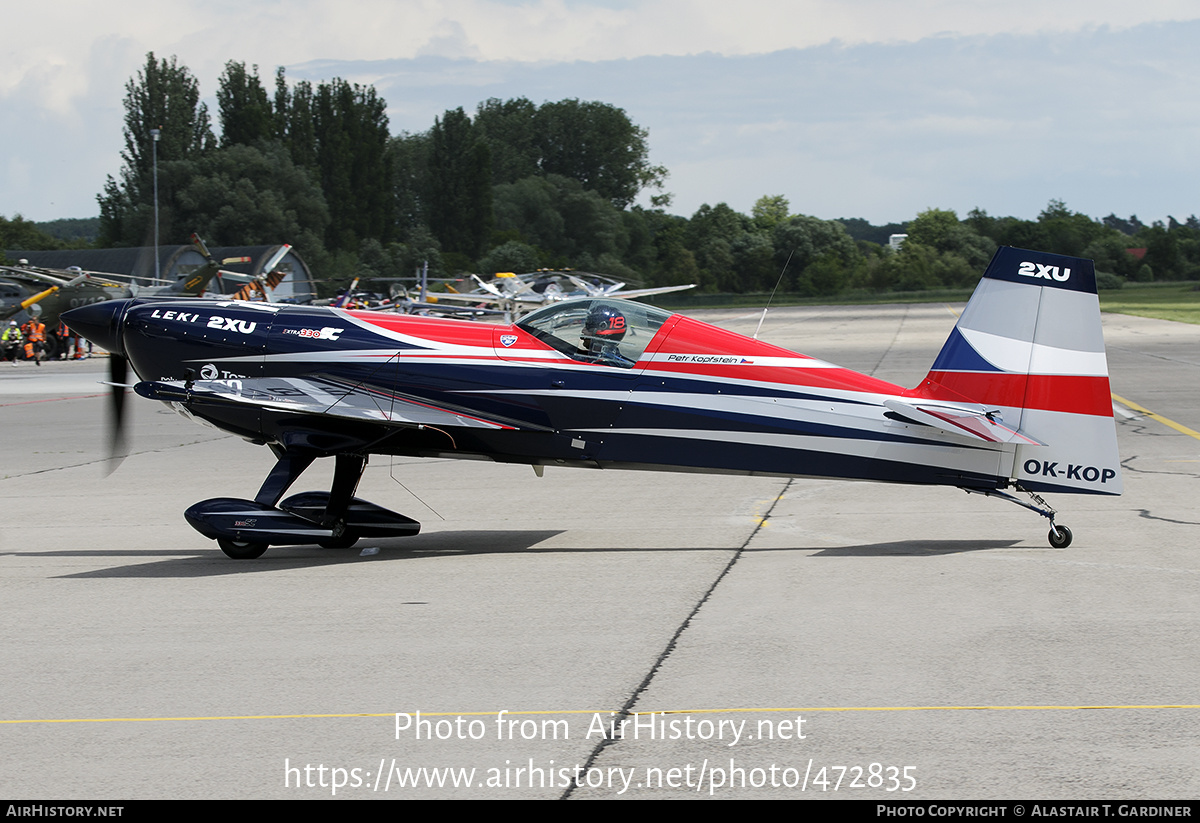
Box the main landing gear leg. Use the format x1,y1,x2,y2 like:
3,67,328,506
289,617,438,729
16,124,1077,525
325,454,367,524
210,450,316,559
185,450,417,559
314,454,367,548
254,449,316,506
255,449,368,547
961,486,1072,549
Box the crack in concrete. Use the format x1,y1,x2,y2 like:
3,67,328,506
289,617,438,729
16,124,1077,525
559,478,793,800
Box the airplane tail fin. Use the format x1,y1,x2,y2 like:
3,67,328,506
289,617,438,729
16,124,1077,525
909,247,1122,495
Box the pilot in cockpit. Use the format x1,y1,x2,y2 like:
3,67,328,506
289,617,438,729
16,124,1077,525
579,303,635,368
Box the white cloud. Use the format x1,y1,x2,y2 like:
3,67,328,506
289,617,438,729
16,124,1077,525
3,2,1200,221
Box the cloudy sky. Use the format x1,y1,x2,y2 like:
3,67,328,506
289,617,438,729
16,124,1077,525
4,1,1199,227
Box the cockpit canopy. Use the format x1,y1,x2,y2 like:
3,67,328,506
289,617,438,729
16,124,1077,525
516,298,673,368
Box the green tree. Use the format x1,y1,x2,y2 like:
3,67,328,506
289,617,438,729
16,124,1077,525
906,208,995,269
772,215,860,292
686,203,748,291
1137,222,1185,280
492,175,629,269
477,240,542,275
905,208,959,248
475,97,540,185
1,215,65,259
30,218,99,246
170,142,330,251
275,70,317,170
804,252,849,296
619,207,658,276
836,217,909,246
357,237,431,281
534,100,666,208
1082,233,1140,280
475,98,667,209
751,195,790,231
884,243,977,291
400,225,444,279
730,231,777,292
648,211,700,287
428,108,493,259
1102,214,1146,236
387,131,432,239
217,62,274,147
98,53,215,247
312,78,393,250
1035,199,1108,257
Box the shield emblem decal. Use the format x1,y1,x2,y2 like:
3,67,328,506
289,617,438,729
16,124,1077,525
500,334,517,347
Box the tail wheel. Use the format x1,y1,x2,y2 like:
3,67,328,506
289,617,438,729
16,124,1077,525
217,538,268,559
1048,525,1072,549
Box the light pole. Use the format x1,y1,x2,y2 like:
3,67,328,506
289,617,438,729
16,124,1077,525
151,127,161,282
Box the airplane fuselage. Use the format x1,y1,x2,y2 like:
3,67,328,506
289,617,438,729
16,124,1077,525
116,298,1014,491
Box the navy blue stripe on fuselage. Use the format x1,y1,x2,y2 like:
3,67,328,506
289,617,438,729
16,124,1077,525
267,358,989,451
592,430,1002,488
602,399,975,448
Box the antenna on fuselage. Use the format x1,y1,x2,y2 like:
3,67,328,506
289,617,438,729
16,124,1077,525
753,249,794,339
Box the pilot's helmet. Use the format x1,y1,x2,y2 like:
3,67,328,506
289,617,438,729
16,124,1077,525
582,303,628,343
67,266,82,273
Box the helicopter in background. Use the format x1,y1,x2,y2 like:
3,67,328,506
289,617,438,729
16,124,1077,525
0,235,288,357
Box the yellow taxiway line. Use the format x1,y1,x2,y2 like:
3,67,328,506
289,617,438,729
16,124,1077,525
6,704,1200,725
1111,393,1200,441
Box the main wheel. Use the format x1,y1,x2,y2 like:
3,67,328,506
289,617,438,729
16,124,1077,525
217,538,268,559
1048,525,1072,549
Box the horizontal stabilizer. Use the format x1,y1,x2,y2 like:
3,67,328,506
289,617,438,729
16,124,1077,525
884,399,1046,445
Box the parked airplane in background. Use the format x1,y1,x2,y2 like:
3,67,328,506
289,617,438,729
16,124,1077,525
64,247,1120,558
404,269,696,320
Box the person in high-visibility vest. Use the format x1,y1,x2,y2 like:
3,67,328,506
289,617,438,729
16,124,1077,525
57,320,83,360
21,318,46,366
2,321,23,365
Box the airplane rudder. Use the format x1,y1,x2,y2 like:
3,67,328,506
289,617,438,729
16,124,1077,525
923,246,1103,387
982,246,1097,296
929,247,1121,496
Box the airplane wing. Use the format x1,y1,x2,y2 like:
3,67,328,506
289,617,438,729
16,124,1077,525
416,290,507,306
609,284,697,300
883,399,1046,445
400,299,509,319
566,274,624,295
470,274,510,298
135,376,541,431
